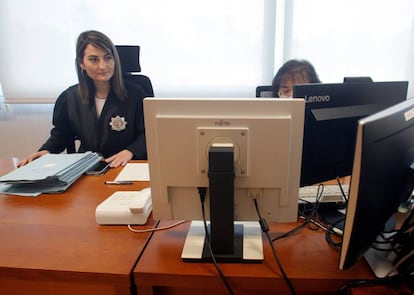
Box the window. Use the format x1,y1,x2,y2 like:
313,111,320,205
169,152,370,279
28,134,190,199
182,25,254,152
0,0,413,100
0,0,274,100
283,0,414,97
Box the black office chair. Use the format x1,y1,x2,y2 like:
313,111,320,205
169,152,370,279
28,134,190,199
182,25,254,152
115,45,154,98
255,85,274,98
343,76,373,83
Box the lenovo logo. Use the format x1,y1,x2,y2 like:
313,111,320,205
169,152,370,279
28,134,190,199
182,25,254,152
305,95,331,103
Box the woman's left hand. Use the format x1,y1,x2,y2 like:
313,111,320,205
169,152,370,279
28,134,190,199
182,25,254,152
105,150,133,168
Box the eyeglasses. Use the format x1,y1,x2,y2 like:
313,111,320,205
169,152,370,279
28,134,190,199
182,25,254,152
278,89,293,98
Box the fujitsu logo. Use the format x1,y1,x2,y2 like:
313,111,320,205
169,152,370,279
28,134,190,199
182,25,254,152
214,119,231,126
305,95,331,103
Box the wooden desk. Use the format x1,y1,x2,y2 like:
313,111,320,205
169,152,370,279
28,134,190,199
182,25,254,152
0,159,155,295
133,220,375,295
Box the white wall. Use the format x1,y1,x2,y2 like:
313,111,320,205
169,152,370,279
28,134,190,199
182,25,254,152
0,104,53,159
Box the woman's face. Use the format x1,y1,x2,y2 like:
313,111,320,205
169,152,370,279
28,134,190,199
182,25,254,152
278,78,296,98
278,73,308,98
80,44,115,83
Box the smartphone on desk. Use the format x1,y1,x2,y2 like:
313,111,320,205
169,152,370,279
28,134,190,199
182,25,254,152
85,161,110,175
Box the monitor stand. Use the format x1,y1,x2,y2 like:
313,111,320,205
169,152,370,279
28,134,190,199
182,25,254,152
364,212,413,278
363,216,398,278
364,247,398,278
181,220,263,263
182,144,264,263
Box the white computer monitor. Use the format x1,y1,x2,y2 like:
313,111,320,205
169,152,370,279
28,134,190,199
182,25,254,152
144,97,305,262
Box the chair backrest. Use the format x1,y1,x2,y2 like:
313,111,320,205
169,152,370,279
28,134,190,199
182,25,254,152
255,85,273,98
115,45,154,97
124,74,154,98
116,45,141,73
343,76,373,83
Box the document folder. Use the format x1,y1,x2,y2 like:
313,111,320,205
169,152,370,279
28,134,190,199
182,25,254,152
0,152,101,196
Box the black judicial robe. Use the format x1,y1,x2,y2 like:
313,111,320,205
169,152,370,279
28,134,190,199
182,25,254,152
40,81,147,160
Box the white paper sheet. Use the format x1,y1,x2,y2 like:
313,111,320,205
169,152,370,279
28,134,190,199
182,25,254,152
114,163,150,181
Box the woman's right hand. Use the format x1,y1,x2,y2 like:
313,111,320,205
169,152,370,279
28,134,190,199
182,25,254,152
17,150,49,168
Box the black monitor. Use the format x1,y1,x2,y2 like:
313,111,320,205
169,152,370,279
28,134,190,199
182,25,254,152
339,97,414,276
293,81,408,187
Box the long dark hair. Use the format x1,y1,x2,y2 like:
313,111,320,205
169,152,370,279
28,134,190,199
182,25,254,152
75,30,126,103
271,59,320,97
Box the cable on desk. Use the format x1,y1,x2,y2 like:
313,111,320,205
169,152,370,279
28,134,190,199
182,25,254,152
298,183,346,250
335,176,349,203
198,187,235,295
253,197,297,295
271,220,308,242
274,205,318,242
382,210,414,275
333,272,414,295
385,249,414,277
128,220,187,233
298,183,324,216
324,220,344,250
297,215,330,232
273,184,326,243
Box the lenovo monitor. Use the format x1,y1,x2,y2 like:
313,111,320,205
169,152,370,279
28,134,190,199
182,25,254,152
294,81,408,187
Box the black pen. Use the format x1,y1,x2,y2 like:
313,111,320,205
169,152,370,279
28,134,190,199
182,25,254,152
104,181,133,185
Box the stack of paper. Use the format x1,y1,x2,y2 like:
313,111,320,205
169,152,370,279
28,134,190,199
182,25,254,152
0,152,101,197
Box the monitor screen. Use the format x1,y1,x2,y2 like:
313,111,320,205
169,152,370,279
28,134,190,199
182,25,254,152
293,81,408,187
339,98,414,276
144,97,305,262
